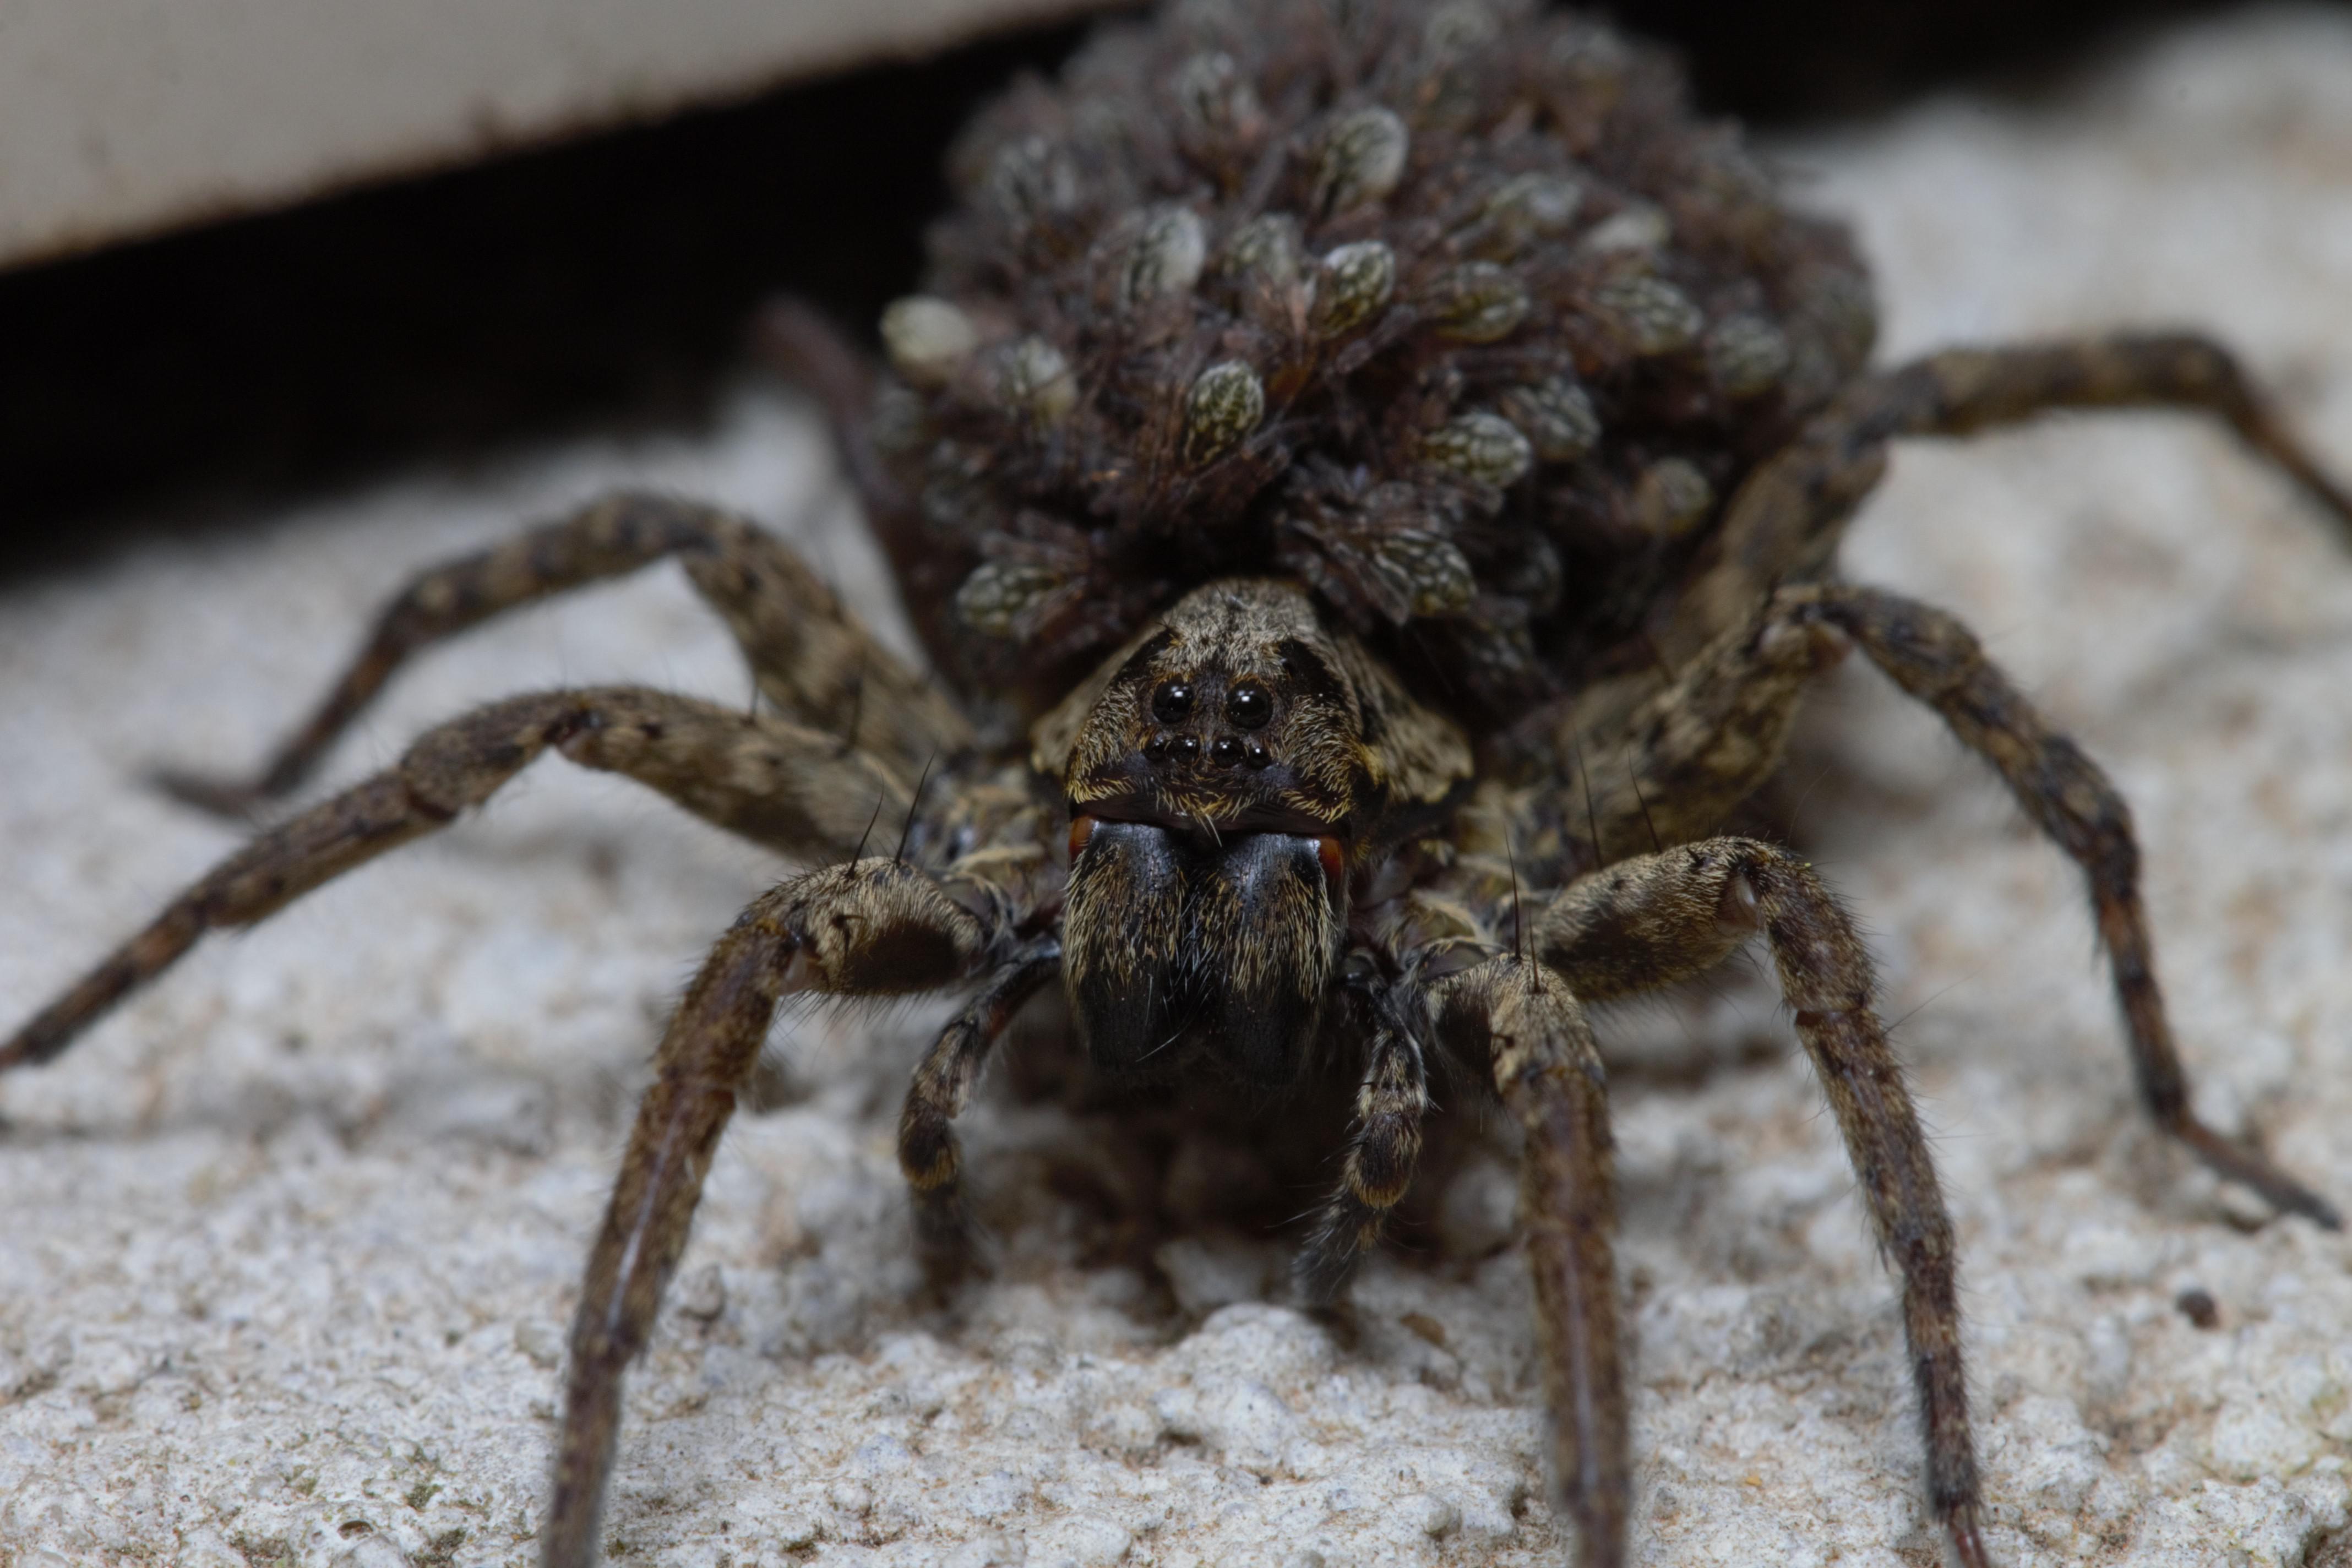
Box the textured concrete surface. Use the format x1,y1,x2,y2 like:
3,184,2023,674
0,0,1105,269
6,7,2352,1565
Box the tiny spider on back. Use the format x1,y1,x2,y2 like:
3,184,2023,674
8,2,2351,1565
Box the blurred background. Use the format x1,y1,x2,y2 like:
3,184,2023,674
0,0,2264,562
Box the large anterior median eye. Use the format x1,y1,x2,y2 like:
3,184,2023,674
1063,820,1343,1084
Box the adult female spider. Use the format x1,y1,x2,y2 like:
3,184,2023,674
7,2,2350,1565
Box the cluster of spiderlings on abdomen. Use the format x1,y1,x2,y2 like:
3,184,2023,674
870,0,1877,720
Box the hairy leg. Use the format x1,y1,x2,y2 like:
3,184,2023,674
1566,571,2338,1227
1423,956,1624,1568
2,687,912,1069
1787,583,2340,1227
546,858,1001,1568
1295,974,1435,1302
1669,334,2352,662
161,490,970,812
1536,838,1986,1567
1551,592,1852,862
896,935,1064,1280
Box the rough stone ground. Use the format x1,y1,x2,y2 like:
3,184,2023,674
6,8,2352,1565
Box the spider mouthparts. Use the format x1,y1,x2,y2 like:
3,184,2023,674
1064,817,1346,1084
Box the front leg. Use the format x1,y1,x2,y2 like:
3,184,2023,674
1537,840,1989,1568
1295,971,1435,1303
545,858,1003,1568
1425,956,1625,1568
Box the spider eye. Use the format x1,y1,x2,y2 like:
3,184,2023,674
1151,680,1195,722
1224,682,1272,728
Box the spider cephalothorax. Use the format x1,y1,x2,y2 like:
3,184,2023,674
1050,578,1469,1080
10,3,2352,1567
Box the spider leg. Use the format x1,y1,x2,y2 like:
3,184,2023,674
1671,334,2352,661
1536,839,1990,1568
159,491,970,812
1,688,911,1070
1295,974,1434,1302
1422,956,1625,1568
1787,583,2342,1227
896,935,1063,1281
1554,589,1853,861
1566,573,2337,1227
545,857,1001,1568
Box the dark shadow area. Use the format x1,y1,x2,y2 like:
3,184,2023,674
0,0,2234,566
1635,0,2223,119
0,21,1099,569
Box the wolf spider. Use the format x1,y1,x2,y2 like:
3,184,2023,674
10,357,2348,1567
10,9,2352,1568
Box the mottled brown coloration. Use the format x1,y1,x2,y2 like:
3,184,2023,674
1549,593,1854,861
543,859,998,1568
155,491,970,816
1055,578,1469,1085
861,0,1880,717
1430,957,1624,1566
897,938,1063,1274
1297,973,1433,1299
9,3,2352,1567
1057,578,1472,844
2,687,913,1070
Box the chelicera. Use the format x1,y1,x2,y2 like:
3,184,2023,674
8,1,2350,1564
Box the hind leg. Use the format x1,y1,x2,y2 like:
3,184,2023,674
162,491,969,812
546,856,1008,1568
1669,334,2352,662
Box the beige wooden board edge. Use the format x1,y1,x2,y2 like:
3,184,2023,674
0,0,1111,273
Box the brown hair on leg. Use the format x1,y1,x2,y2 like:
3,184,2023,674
545,858,994,1568
1427,956,1626,1568
1536,840,1989,1567
158,491,968,813
897,937,1063,1283
1,687,916,1070
1671,334,2352,664
1792,582,2339,1229
1296,975,1434,1303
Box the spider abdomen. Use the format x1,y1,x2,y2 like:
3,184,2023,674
872,0,1876,723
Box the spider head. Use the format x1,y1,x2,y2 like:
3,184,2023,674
1053,580,1375,1084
